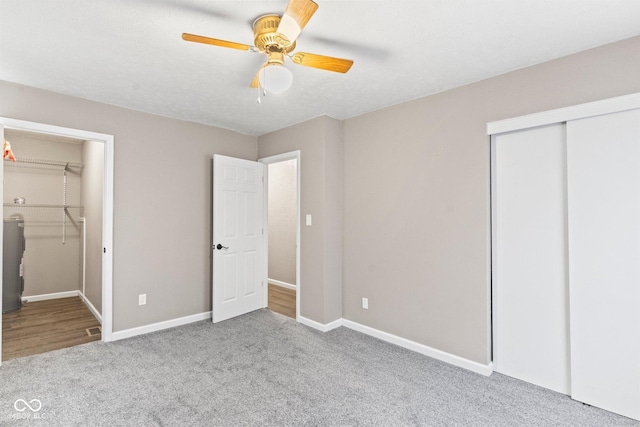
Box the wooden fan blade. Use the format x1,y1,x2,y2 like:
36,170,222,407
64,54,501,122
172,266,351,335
182,33,253,51
276,0,318,45
291,52,353,73
284,0,318,30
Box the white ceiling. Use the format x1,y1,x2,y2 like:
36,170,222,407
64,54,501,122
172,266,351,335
2,1,640,136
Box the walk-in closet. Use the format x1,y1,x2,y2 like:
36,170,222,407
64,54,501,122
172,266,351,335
2,129,104,361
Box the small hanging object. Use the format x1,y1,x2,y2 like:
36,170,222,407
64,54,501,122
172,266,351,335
3,139,16,162
257,84,266,104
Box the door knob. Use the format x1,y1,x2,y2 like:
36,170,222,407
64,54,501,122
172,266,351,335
215,244,229,250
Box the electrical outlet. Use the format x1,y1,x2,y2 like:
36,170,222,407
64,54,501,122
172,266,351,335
362,297,368,309
139,294,146,306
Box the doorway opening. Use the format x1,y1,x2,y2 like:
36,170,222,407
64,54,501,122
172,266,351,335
0,118,114,366
260,151,300,320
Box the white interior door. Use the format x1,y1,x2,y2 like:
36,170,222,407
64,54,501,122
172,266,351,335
492,123,570,394
566,110,640,420
212,155,265,323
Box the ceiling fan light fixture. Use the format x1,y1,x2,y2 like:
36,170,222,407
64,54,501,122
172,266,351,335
259,64,293,94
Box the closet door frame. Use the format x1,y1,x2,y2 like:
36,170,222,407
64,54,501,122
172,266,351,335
487,92,640,135
0,117,115,366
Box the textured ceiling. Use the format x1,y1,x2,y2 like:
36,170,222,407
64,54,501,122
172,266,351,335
1,0,640,136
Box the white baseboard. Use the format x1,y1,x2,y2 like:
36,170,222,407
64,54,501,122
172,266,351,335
268,279,296,291
342,319,493,377
79,292,102,324
295,316,491,376
298,315,343,332
22,290,103,325
22,290,79,302
111,311,212,342
30,296,490,377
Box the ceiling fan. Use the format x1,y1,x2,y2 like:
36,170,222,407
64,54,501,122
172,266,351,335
182,0,354,94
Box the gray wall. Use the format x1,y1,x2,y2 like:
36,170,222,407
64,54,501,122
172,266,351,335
0,80,256,331
267,159,297,286
258,116,343,324
342,35,640,365
81,140,104,313
3,131,82,296
3,34,640,364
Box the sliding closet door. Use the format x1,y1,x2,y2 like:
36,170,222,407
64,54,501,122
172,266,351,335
492,123,570,394
566,110,640,420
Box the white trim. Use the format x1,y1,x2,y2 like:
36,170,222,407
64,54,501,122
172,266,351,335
81,217,86,296
22,290,80,302
15,287,496,377
0,117,115,349
485,136,494,366
101,132,115,342
298,315,343,332
490,134,499,371
297,316,492,376
111,311,212,341
487,92,640,135
79,292,102,324
259,151,301,322
268,278,296,291
1,118,115,142
342,319,494,377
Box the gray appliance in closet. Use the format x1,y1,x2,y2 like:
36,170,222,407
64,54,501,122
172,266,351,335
3,217,25,313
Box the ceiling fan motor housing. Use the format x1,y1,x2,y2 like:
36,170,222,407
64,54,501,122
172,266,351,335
253,15,296,54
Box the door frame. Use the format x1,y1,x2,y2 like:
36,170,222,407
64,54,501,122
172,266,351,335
0,117,115,366
259,151,301,321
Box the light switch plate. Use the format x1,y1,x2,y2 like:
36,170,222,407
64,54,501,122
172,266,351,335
306,214,312,226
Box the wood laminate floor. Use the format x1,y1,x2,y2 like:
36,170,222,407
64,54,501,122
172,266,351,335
268,284,296,319
2,296,101,361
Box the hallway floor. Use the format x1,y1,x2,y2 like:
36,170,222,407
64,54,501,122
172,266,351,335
268,284,296,319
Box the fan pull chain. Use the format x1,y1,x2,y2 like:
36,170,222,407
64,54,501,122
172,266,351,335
257,69,263,104
256,69,267,104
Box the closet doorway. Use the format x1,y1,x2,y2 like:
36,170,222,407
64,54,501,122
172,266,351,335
0,118,114,366
260,151,300,320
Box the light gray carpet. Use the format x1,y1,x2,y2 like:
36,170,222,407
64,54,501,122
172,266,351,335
0,309,637,426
